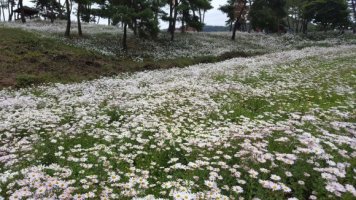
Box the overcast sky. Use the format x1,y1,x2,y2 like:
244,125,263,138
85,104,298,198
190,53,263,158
21,0,228,26
204,0,228,26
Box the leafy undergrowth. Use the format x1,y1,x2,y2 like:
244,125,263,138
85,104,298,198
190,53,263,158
0,45,355,199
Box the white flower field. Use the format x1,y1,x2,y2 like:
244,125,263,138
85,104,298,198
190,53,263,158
3,21,354,60
1,41,355,200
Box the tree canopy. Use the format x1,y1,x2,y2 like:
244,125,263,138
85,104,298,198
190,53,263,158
0,0,353,48
249,0,287,33
303,0,350,31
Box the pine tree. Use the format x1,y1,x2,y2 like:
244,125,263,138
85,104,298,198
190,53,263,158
219,0,236,31
64,0,71,37
33,0,62,23
19,0,26,23
231,0,247,40
303,0,350,32
249,0,287,33
109,0,159,50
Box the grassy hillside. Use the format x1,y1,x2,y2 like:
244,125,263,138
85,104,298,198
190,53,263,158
1,21,355,89
0,27,120,88
0,27,264,89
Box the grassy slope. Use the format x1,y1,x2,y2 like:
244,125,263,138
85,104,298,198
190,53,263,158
0,27,122,88
0,27,263,89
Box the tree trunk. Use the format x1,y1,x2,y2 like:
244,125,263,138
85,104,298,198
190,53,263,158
8,1,14,21
58,0,63,18
231,1,246,40
1,1,5,21
231,21,240,40
277,19,280,33
7,1,10,21
154,1,159,23
16,3,19,20
133,19,137,36
170,0,178,41
181,20,185,33
295,18,300,34
19,0,26,23
352,0,356,34
50,7,55,23
198,8,202,23
302,20,308,34
168,2,173,33
65,0,71,37
287,17,291,31
203,10,206,24
0,1,5,21
77,2,82,36
123,22,127,51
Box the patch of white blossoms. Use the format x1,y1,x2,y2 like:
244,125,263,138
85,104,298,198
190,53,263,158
0,45,355,199
3,20,353,60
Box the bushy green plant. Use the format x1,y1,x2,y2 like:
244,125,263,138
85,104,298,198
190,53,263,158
15,74,46,87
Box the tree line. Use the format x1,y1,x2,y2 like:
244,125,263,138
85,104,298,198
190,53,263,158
220,0,355,40
0,0,355,50
0,0,214,49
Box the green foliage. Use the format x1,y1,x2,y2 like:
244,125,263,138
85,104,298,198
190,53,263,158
108,0,161,49
15,74,47,88
219,0,235,29
32,0,64,21
178,0,211,32
303,0,350,31
250,0,287,33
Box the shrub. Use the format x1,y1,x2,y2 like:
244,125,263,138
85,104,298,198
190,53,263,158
16,75,46,88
